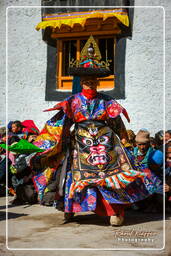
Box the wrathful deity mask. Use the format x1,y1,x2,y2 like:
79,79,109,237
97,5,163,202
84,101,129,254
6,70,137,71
72,121,122,181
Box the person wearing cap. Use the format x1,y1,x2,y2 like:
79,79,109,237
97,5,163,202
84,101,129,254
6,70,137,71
134,130,164,176
29,36,162,226
134,130,154,168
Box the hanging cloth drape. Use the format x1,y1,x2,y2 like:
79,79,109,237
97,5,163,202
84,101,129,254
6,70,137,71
36,9,129,31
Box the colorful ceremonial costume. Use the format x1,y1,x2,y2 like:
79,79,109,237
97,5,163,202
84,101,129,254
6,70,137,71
31,90,162,216
30,35,162,219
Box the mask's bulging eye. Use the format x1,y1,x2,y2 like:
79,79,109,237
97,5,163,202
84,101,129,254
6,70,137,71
98,136,109,144
82,138,93,146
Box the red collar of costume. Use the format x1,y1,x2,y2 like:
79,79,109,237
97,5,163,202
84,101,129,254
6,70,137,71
82,89,97,99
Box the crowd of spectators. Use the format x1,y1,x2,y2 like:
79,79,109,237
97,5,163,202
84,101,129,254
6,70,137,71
123,129,171,213
0,121,171,214
0,120,39,203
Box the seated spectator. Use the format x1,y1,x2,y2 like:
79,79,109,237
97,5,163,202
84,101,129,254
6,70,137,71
165,141,171,176
133,129,154,167
0,132,14,196
1,126,19,146
0,149,11,192
165,142,171,178
0,132,6,145
148,149,163,179
11,174,37,205
165,142,171,212
0,122,39,199
127,130,136,146
7,121,13,133
150,137,158,149
136,140,171,214
10,154,37,205
121,130,136,156
165,130,171,144
155,130,164,151
8,120,25,145
7,120,39,144
11,121,23,135
132,130,164,213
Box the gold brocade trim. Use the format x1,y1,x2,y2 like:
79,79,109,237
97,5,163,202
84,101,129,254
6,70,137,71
35,124,63,142
45,124,63,136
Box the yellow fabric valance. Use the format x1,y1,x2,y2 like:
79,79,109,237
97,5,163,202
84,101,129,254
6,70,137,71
36,9,129,31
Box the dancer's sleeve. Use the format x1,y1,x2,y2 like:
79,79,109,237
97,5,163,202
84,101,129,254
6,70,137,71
30,110,73,171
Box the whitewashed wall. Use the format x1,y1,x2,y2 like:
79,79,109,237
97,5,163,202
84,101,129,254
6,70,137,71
0,0,171,135
121,6,164,133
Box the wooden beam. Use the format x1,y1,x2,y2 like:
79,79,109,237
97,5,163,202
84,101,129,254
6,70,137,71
51,29,121,39
76,39,80,60
114,37,116,74
57,40,63,89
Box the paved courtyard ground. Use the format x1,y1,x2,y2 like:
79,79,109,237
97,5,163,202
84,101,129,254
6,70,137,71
0,196,171,256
